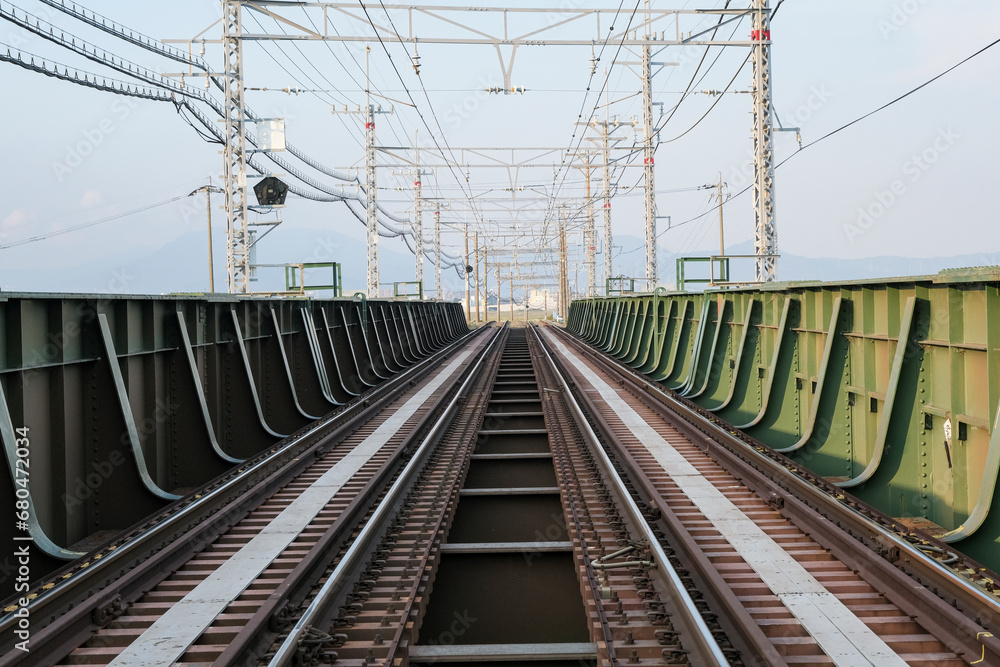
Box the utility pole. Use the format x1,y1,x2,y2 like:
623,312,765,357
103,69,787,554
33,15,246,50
509,275,514,321
577,116,637,294
222,0,250,294
717,173,726,256
642,0,658,291
206,184,215,293
475,233,481,322
434,206,442,298
602,121,613,291
364,47,379,297
559,206,569,322
484,246,489,322
191,180,224,293
332,47,394,297
495,269,500,323
569,147,601,297
464,226,470,320
413,129,423,289
584,163,596,297
752,0,777,282
524,284,529,323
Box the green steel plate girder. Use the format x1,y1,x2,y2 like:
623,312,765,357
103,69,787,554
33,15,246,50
0,292,468,600
567,273,1000,571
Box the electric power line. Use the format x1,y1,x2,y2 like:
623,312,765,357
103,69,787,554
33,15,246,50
0,196,185,250
618,33,1000,257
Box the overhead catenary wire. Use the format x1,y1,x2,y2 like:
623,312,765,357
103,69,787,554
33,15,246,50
0,1,466,264
0,41,174,101
618,33,1000,258
298,6,425,165
545,1,744,237
0,38,448,265
360,0,484,225
0,196,186,250
545,0,638,227
600,9,748,209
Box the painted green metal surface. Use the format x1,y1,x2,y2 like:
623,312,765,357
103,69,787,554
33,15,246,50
393,281,424,300
285,262,342,296
567,269,1000,571
0,292,467,599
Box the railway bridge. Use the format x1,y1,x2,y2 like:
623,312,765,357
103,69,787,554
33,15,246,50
1,272,999,666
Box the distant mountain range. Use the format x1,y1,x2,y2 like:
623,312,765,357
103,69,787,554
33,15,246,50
0,227,470,297
613,235,1000,288
0,228,996,297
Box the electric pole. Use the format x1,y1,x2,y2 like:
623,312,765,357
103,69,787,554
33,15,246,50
577,116,637,294
475,233,481,322
365,46,379,298
752,0,777,282
434,206,442,298
717,173,726,256
559,206,569,322
509,273,514,321
191,180,224,293
222,0,250,294
413,129,423,289
585,162,596,297
364,46,378,297
602,121,613,291
331,47,394,297
569,147,602,298
642,0,658,291
464,226,470,320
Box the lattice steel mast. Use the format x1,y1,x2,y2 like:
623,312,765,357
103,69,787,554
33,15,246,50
585,163,596,297
434,206,442,298
602,121,612,289
752,0,777,282
642,0,657,290
413,130,424,288
222,1,250,293
364,46,380,296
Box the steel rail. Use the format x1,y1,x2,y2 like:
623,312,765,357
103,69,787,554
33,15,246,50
214,326,506,666
0,326,483,663
540,326,786,664
529,324,729,667
267,324,507,666
528,330,622,665
549,324,1000,666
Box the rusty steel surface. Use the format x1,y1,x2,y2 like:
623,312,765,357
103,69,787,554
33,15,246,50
540,323,1000,666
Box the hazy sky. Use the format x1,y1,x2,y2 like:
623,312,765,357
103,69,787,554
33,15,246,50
1,1,998,294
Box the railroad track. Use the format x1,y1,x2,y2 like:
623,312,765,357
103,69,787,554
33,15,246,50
537,323,1000,666
4,321,999,666
0,324,499,666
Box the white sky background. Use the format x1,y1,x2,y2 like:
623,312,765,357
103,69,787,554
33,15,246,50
0,0,998,293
